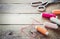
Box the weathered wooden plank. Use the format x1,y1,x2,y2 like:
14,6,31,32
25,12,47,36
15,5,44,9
0,4,41,13
0,0,42,3
0,14,43,24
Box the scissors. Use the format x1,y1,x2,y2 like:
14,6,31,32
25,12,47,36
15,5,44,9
31,0,60,11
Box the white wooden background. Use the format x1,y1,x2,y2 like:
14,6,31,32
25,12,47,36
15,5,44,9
0,0,47,24
0,1,60,39
0,0,47,3
0,0,47,32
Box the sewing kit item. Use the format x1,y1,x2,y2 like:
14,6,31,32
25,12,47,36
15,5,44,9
31,1,42,7
50,17,60,25
32,18,58,29
35,26,49,35
37,6,46,12
42,12,56,19
52,10,60,15
44,22,58,29
37,0,60,11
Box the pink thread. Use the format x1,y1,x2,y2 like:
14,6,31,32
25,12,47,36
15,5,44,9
42,12,56,19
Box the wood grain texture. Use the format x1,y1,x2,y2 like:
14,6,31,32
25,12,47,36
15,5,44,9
0,0,60,39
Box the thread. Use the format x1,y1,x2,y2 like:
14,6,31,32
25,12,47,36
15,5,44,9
42,12,56,19
50,17,60,25
44,22,58,29
32,18,58,29
35,26,49,35
52,10,60,15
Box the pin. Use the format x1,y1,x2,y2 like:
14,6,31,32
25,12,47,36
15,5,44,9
52,10,60,15
44,22,58,29
42,12,56,19
50,17,60,25
35,26,49,35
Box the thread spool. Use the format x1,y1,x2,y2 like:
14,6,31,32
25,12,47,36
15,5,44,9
42,12,56,19
44,22,58,29
50,17,60,25
52,10,60,15
35,26,49,35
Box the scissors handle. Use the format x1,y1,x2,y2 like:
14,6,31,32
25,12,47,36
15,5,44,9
37,2,48,12
31,1,42,7
38,0,60,12
37,6,46,12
